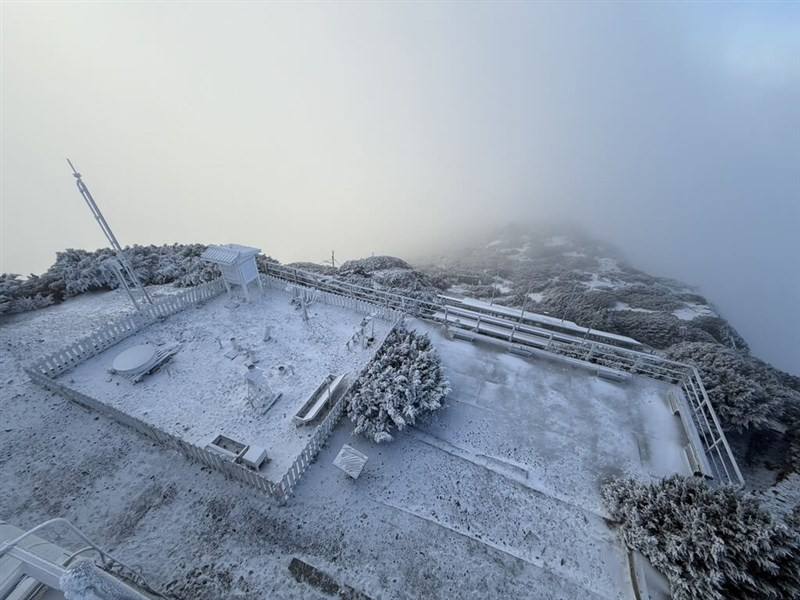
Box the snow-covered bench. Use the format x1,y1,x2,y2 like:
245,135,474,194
294,373,348,426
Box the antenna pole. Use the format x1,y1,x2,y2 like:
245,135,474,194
67,159,153,306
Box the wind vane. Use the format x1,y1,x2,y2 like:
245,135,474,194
67,159,153,310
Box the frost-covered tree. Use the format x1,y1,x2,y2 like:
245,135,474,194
336,256,443,301
347,324,450,443
0,244,279,315
602,475,800,600
665,342,798,433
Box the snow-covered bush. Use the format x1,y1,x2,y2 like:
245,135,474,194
347,324,450,443
0,244,278,315
602,475,800,600
339,256,412,273
614,285,685,311
285,261,338,276
665,342,797,433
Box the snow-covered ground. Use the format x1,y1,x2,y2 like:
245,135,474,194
490,278,514,294
584,273,623,291
612,302,655,314
672,303,716,321
1,286,690,599
56,289,389,480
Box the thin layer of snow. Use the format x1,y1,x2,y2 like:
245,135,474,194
1,286,691,599
56,288,389,480
61,561,145,600
672,303,716,321
753,473,800,520
598,258,621,273
528,292,544,303
491,278,514,294
584,273,621,291
612,302,655,314
446,284,469,295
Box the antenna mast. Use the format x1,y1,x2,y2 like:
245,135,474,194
67,159,153,308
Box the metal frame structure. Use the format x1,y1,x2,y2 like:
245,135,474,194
67,159,152,310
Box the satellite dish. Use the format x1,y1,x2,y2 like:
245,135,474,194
112,344,157,376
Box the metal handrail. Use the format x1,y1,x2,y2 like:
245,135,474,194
264,263,744,487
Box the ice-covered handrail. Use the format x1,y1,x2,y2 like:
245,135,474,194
262,263,744,488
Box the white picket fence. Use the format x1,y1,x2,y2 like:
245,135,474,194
26,367,284,497
28,278,227,379
26,275,401,502
277,320,401,500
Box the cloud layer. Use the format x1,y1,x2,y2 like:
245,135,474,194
2,2,798,372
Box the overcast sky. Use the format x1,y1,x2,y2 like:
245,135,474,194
1,2,798,373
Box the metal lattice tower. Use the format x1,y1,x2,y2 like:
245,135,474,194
67,159,153,309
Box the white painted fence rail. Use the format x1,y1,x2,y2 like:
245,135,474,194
26,275,401,502
26,263,742,495
28,278,226,379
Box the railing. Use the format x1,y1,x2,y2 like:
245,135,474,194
28,278,227,379
261,273,404,323
26,274,402,502
264,263,442,316
277,318,402,500
264,263,744,487
26,264,743,491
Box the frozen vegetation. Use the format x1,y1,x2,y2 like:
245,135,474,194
0,285,691,599
0,244,279,315
347,324,450,443
602,475,800,600
417,226,800,480
3,226,800,598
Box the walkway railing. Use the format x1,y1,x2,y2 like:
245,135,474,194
264,263,744,487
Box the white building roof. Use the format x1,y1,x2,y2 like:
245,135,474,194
200,244,261,266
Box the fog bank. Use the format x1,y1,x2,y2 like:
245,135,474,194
2,2,797,372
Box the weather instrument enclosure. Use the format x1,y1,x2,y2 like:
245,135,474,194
200,244,263,300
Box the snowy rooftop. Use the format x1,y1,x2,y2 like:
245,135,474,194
55,287,390,480
3,284,692,599
200,244,260,266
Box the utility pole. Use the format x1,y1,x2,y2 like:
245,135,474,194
330,250,336,269
67,159,153,308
